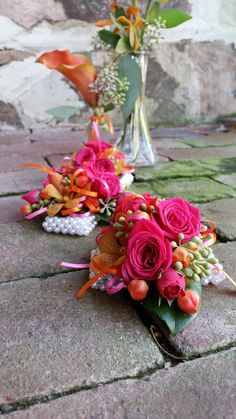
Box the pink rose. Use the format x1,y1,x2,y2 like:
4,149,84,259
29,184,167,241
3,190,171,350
94,158,115,175
156,197,201,243
122,219,172,283
75,146,96,166
92,173,121,200
85,140,112,156
111,193,149,222
22,190,40,204
156,268,186,301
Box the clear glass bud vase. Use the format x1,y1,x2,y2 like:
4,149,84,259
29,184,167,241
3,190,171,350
116,52,156,167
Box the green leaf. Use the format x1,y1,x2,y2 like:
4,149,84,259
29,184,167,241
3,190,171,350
95,213,110,223
158,8,192,28
118,56,142,119
104,103,115,112
116,35,131,54
129,26,135,48
114,7,127,19
146,2,160,23
46,106,79,121
142,281,202,336
98,30,120,48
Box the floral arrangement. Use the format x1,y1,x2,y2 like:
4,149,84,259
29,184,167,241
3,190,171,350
21,139,134,236
94,0,191,54
36,1,191,136
68,193,234,335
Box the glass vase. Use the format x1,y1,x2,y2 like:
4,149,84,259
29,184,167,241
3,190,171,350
116,52,156,167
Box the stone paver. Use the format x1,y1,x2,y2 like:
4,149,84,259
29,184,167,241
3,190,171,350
199,198,236,241
130,177,236,203
7,348,236,419
164,242,236,357
46,153,73,168
0,170,46,196
214,173,236,188
29,128,84,143
154,137,191,150
135,160,217,182
199,157,236,175
184,132,236,148
0,131,30,145
159,145,236,161
0,222,99,282
0,272,163,404
0,127,236,417
0,144,46,173
31,139,84,157
0,196,22,223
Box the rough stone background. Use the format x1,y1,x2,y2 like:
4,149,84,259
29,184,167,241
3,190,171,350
0,0,236,130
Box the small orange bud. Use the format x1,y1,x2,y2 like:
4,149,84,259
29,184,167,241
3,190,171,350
40,189,50,200
128,280,149,301
177,290,201,314
172,247,190,269
20,204,32,215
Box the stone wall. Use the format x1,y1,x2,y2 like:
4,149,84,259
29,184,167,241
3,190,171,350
0,0,235,130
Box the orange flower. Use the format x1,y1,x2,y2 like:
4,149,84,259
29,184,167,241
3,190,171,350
36,50,98,107
117,15,144,50
76,227,125,298
95,19,113,27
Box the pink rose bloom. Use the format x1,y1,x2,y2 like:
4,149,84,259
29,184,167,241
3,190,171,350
102,173,121,199
156,197,201,243
156,268,186,301
94,158,115,175
75,146,96,166
92,173,121,200
122,219,172,283
111,193,148,222
85,140,112,156
22,189,40,204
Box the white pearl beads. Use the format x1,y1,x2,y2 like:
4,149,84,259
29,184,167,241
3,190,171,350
42,215,97,236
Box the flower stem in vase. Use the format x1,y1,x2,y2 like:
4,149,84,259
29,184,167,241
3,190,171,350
116,52,157,167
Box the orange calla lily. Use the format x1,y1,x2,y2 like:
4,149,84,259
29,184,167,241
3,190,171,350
36,50,98,108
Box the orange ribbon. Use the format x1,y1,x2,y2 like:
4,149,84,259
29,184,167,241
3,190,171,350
23,163,54,174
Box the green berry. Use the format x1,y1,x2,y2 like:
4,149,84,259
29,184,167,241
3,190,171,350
175,262,183,270
119,217,126,223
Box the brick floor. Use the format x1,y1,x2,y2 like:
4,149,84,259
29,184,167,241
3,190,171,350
0,127,235,417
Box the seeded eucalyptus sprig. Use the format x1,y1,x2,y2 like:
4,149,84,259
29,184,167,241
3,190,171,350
171,231,219,285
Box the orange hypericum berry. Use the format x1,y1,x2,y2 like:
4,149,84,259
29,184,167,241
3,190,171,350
172,247,191,269
20,204,32,215
128,279,149,301
177,290,201,314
